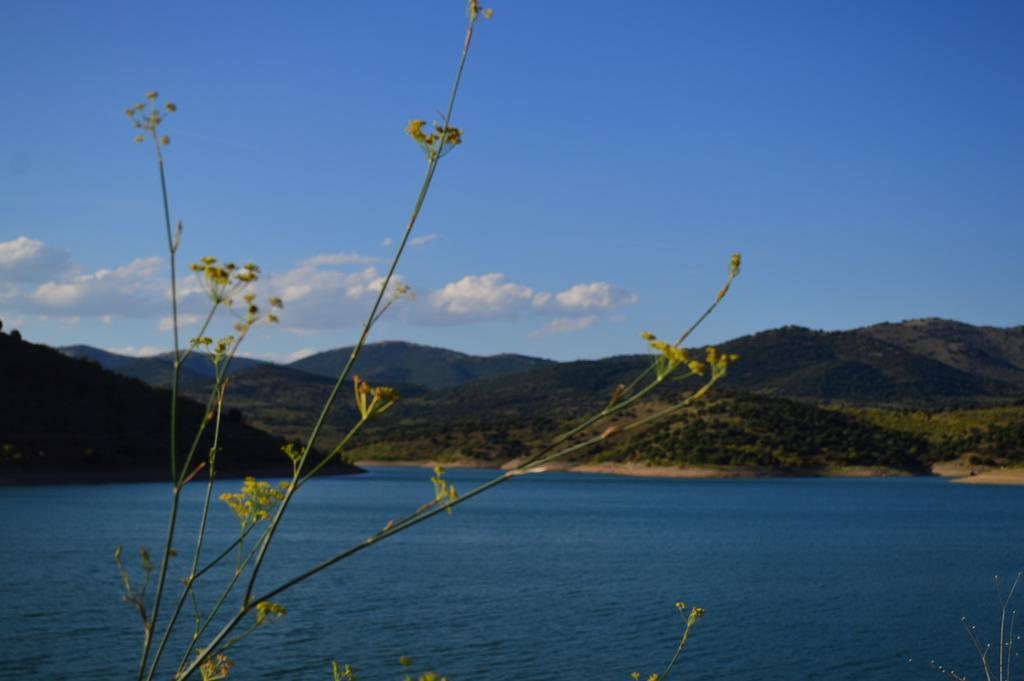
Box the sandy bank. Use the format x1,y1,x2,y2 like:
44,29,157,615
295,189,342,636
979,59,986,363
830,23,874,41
933,461,1024,486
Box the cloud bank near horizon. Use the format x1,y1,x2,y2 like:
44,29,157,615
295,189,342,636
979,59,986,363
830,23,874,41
0,236,638,340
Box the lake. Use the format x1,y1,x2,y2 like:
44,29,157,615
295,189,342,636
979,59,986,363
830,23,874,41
1,468,1022,680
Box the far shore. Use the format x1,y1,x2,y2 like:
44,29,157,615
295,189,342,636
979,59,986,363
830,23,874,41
355,459,922,481
358,458,1024,485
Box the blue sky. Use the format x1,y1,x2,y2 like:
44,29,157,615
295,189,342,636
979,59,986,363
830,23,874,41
1,0,1021,362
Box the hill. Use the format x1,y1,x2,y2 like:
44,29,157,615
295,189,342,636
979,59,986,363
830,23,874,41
859,318,1024,388
3,333,358,482
66,320,1024,408
182,363,429,446
290,340,554,389
712,324,1021,407
344,382,934,473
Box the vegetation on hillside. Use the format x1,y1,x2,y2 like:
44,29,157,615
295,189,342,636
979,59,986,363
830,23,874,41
847,404,1024,464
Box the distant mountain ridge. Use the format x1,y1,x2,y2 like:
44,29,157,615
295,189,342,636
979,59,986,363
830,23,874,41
61,318,1024,408
60,340,553,391
290,340,554,388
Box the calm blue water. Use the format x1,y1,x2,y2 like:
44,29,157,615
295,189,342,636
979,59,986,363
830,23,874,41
1,469,1022,680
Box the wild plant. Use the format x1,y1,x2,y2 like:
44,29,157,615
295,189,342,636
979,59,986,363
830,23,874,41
930,572,1022,681
117,2,739,679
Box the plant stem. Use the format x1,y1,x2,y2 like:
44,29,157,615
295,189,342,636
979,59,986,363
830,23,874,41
137,136,182,681
145,378,228,680
238,11,480,611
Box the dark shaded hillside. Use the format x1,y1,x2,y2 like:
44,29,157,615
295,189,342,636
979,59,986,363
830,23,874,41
291,341,553,389
2,334,357,482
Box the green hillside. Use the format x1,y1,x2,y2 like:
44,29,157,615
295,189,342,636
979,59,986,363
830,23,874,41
846,403,1024,465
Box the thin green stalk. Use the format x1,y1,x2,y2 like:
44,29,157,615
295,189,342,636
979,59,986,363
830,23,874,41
660,611,701,681
145,379,229,681
176,331,252,484
298,419,369,485
137,487,178,681
239,10,481,609
176,537,264,675
137,133,184,681
176,304,219,367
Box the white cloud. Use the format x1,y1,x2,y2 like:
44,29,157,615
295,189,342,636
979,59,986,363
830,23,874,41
0,236,73,283
407,275,638,327
300,252,380,267
550,282,638,312
410,233,439,247
29,256,164,316
381,237,393,247
529,315,599,338
261,264,405,332
425,273,534,321
106,345,165,358
157,313,202,332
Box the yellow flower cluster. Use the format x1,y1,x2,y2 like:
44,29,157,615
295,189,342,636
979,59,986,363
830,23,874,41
280,442,305,474
353,375,400,421
332,661,356,681
642,332,695,380
717,252,742,302
408,673,449,681
467,0,494,20
254,600,287,625
188,257,260,305
199,654,233,681
428,465,458,514
405,119,463,160
219,477,289,526
705,346,739,378
126,90,176,145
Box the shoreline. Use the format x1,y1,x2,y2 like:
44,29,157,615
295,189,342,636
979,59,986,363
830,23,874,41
7,461,1023,486
356,459,923,481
